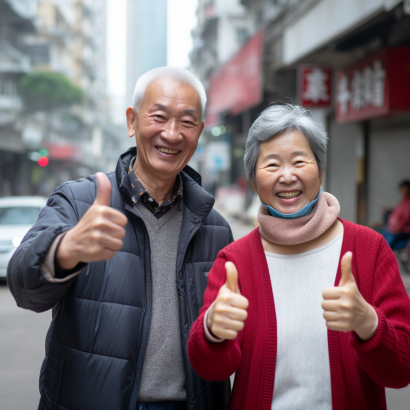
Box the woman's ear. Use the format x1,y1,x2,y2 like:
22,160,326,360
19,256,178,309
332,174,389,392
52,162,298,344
249,179,258,194
319,169,324,186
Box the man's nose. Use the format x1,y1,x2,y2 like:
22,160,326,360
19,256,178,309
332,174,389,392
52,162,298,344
278,166,297,184
161,119,182,143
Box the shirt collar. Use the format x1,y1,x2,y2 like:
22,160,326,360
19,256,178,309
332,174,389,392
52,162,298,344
127,156,183,214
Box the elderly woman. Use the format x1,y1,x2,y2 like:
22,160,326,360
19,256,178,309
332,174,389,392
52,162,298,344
188,104,410,410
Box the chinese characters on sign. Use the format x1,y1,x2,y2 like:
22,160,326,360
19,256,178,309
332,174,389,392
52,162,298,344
337,60,386,115
299,67,332,107
336,47,410,123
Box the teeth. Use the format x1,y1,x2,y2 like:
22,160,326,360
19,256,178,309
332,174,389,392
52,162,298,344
277,191,301,198
157,147,179,154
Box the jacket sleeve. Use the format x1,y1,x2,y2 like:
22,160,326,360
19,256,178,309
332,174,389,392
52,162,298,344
7,183,86,313
188,251,242,381
350,239,410,388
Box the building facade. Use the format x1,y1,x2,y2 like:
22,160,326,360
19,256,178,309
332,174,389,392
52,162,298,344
192,0,410,226
0,0,126,198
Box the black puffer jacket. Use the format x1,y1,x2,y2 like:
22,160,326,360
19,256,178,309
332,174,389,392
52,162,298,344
7,147,233,410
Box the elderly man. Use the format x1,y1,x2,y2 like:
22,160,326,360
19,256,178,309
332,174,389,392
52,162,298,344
7,67,233,410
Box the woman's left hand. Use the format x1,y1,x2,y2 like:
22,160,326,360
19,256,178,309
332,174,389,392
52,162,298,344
322,252,379,341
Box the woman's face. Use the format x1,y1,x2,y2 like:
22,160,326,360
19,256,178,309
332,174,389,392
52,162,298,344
253,130,323,214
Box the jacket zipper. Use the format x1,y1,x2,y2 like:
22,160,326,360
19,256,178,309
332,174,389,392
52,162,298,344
125,216,148,410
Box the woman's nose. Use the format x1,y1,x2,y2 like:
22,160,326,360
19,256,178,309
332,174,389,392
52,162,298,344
278,166,297,184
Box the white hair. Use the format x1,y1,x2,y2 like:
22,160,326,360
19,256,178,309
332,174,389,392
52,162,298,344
131,66,207,120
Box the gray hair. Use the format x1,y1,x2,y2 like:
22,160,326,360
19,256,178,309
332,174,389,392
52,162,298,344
131,66,207,120
244,104,328,185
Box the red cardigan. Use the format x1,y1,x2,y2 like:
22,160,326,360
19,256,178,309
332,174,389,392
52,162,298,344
188,219,410,410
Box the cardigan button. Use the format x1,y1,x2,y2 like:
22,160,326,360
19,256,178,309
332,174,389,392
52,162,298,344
178,271,184,280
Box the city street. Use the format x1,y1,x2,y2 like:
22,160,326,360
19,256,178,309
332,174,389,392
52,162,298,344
0,215,410,409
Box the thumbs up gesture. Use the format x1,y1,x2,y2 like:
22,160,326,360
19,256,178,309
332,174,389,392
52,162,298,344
206,262,249,340
56,173,128,270
322,252,378,341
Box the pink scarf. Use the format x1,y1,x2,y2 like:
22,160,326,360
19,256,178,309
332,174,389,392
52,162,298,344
257,192,340,245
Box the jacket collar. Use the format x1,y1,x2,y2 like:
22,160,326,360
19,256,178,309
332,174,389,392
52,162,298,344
115,147,215,222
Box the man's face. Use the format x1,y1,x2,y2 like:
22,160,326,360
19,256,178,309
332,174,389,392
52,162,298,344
126,77,204,178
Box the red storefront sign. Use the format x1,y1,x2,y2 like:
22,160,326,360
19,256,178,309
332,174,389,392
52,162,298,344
206,30,263,127
336,47,410,123
299,66,332,107
45,143,83,161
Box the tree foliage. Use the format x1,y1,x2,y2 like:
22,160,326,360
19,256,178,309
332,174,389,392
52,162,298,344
19,71,84,111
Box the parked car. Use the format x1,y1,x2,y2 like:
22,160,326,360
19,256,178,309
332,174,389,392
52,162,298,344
0,196,48,279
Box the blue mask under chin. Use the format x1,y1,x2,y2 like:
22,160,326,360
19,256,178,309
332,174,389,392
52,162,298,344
261,189,321,219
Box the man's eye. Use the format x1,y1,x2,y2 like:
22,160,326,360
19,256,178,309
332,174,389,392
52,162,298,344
155,115,165,120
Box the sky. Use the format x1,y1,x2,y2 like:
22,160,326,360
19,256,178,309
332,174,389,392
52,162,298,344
106,0,198,98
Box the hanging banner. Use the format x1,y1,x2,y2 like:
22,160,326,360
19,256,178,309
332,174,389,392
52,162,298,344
336,47,410,123
299,66,333,107
206,30,263,127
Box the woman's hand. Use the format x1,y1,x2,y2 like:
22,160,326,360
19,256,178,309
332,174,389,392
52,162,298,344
322,252,379,340
206,262,249,340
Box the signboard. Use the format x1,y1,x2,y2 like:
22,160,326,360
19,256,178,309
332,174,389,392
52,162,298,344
45,143,83,161
299,66,332,107
205,141,231,171
206,30,263,127
336,47,410,123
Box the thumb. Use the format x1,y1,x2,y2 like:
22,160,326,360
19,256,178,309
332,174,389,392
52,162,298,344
94,172,112,206
225,262,240,294
339,251,355,287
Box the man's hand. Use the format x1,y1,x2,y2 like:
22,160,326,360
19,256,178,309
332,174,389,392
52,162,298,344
56,172,128,270
206,262,249,340
322,252,378,340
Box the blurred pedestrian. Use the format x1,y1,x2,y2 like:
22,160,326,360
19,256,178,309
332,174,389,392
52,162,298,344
380,180,410,250
7,67,233,410
188,104,410,410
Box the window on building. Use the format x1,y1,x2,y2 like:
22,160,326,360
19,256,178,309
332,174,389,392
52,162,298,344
256,9,264,25
237,28,249,46
0,78,17,96
26,44,50,65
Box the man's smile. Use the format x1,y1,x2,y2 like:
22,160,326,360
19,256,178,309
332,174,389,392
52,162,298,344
155,146,180,155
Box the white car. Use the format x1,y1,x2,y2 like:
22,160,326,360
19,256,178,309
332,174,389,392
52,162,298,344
0,196,48,279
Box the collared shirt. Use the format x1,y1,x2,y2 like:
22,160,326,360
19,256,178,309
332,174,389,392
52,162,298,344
128,156,183,218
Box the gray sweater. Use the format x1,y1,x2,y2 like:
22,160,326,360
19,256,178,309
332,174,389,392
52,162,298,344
137,201,186,401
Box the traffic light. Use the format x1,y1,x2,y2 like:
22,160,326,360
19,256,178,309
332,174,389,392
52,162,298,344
28,149,49,167
38,148,49,167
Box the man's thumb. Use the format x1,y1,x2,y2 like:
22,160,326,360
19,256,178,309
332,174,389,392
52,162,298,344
94,172,112,206
339,251,355,286
225,261,240,294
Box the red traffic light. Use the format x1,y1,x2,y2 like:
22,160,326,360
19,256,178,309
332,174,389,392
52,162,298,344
38,156,49,167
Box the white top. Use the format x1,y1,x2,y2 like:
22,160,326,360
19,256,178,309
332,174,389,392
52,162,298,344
265,233,343,410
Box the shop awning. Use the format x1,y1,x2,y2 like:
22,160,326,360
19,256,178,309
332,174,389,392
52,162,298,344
206,30,263,127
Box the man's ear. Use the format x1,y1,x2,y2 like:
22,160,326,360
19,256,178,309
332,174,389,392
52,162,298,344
126,107,137,138
199,120,205,136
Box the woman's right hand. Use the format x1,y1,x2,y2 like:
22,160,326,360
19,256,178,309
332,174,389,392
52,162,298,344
206,262,249,340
